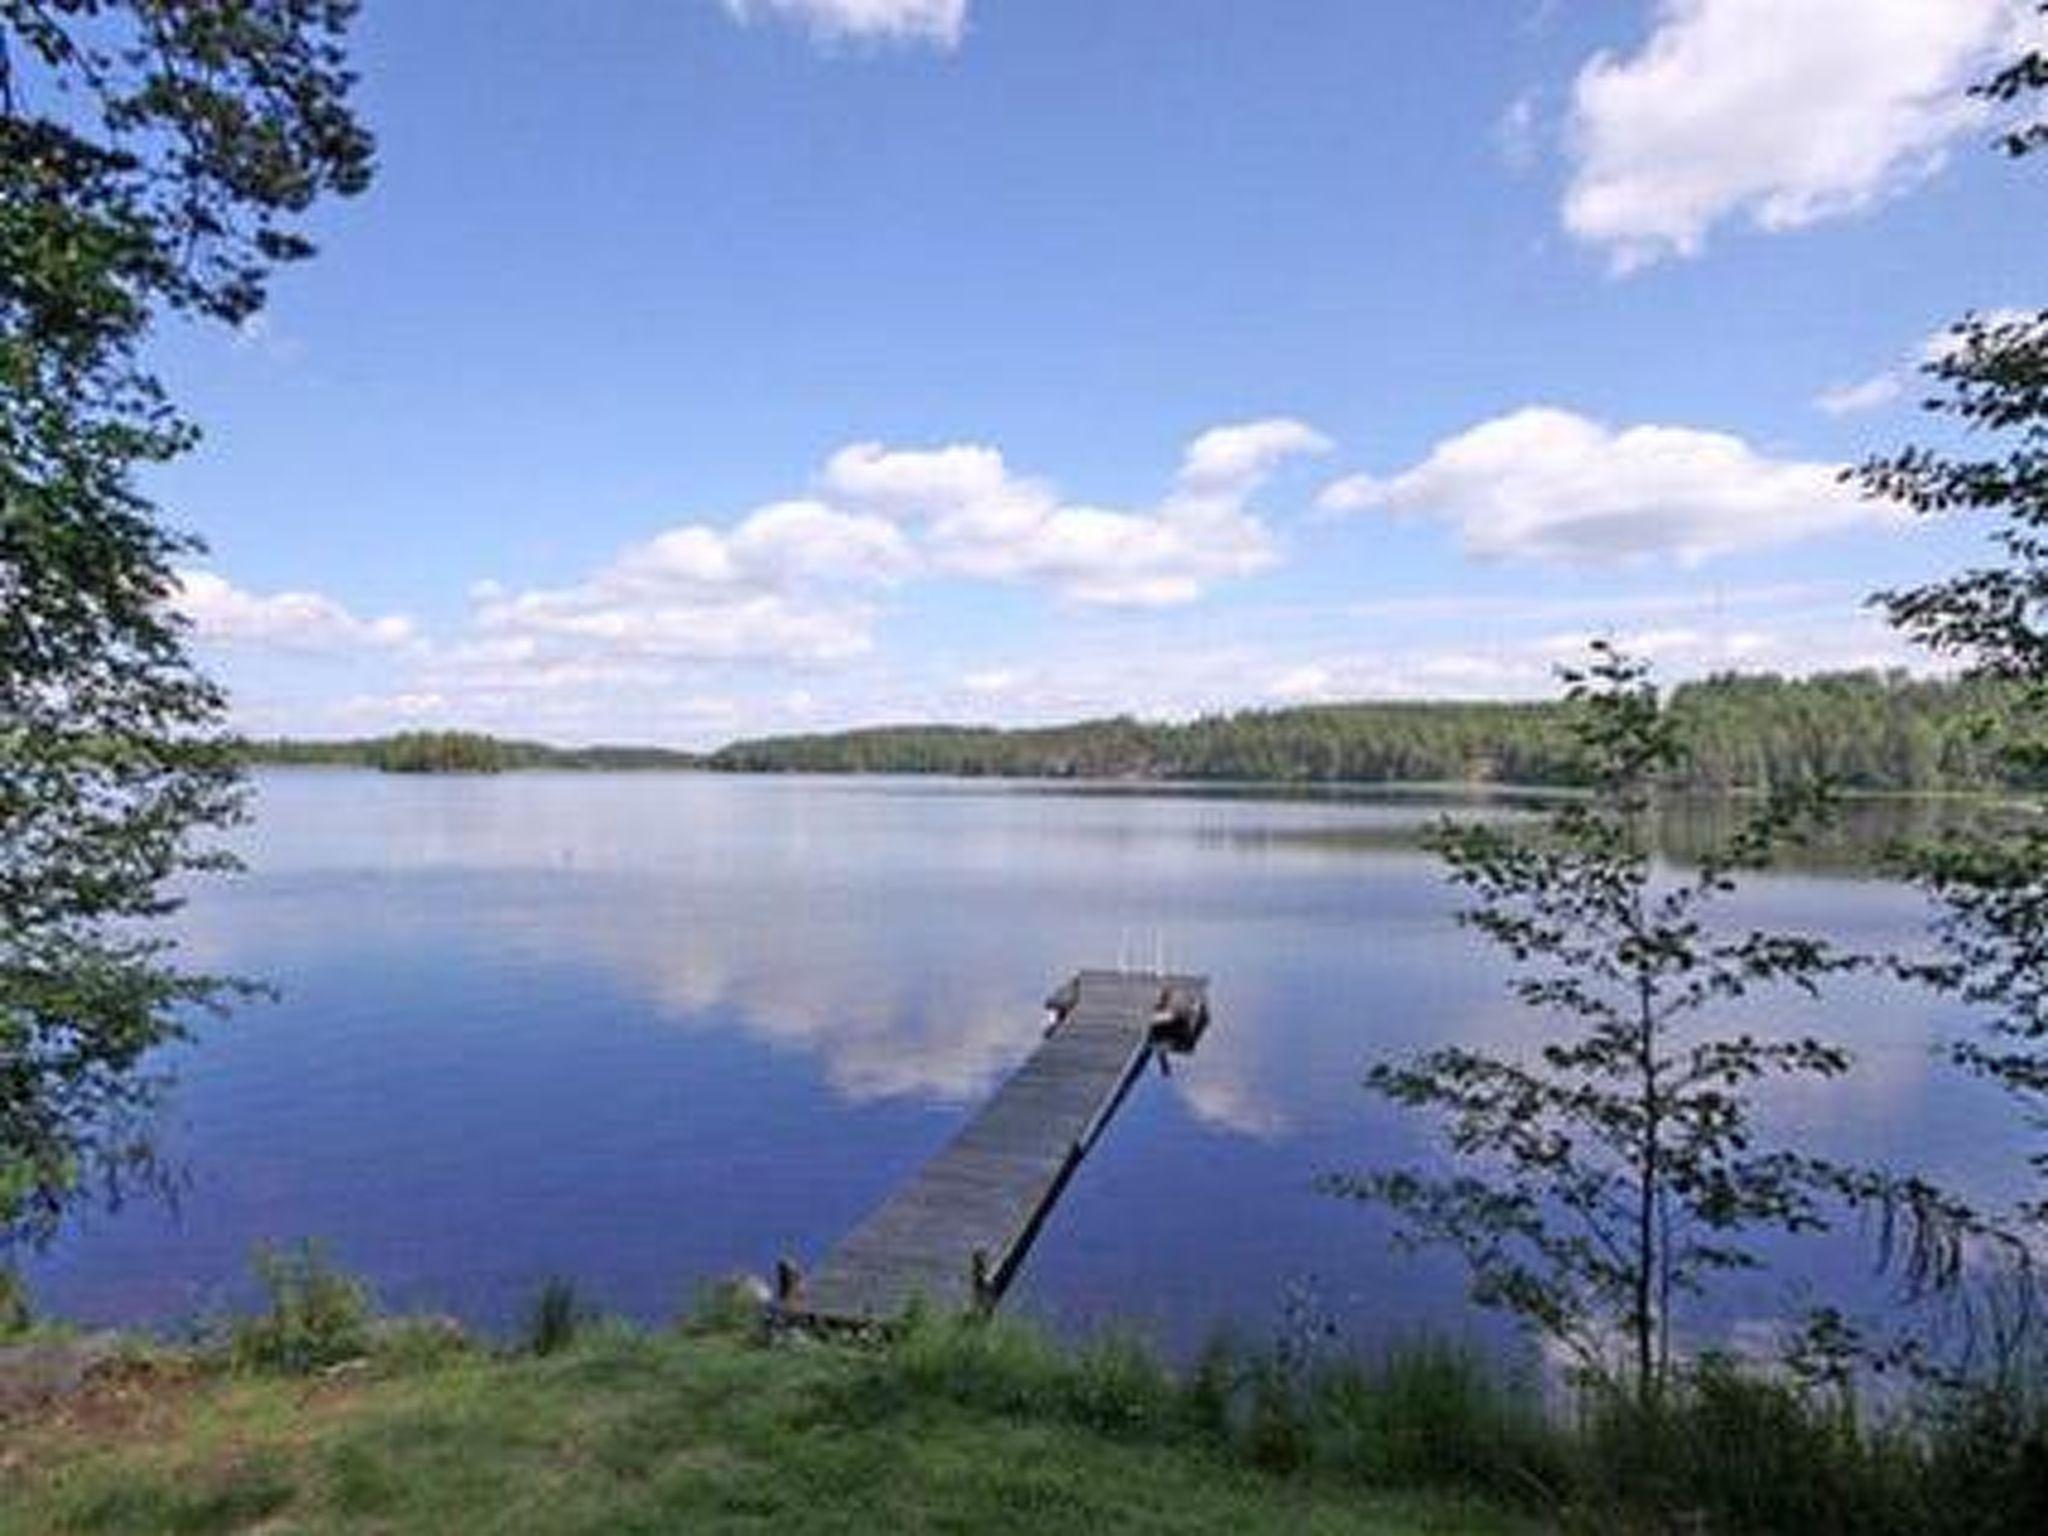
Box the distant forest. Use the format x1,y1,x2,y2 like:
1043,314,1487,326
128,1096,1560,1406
245,731,702,775
243,672,2043,792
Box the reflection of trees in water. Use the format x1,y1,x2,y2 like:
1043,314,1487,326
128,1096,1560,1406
1173,793,2030,876
1653,796,2029,873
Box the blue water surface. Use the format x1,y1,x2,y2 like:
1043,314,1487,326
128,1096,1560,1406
26,771,2023,1358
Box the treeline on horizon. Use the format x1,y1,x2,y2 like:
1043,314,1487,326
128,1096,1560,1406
244,731,703,774
710,670,2043,792
242,670,2045,792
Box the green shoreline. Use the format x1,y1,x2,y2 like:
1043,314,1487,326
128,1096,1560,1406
238,670,2045,794
9,1292,2040,1536
0,1320,1528,1536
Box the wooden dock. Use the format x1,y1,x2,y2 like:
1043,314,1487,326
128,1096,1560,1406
778,970,1210,1328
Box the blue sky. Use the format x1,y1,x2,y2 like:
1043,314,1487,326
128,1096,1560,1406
153,0,2045,745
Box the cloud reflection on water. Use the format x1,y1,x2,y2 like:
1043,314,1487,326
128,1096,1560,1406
39,770,2029,1350
186,776,2008,1173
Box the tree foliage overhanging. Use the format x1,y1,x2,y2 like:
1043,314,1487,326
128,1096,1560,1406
1,2,372,1252
1854,16,2048,1227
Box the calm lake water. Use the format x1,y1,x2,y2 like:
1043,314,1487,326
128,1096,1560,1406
26,772,2030,1357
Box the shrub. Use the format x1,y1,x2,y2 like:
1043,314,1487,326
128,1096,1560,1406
1920,1376,2048,1536
1565,1357,2047,1536
1064,1329,1179,1436
1319,1342,1560,1501
1185,1331,1561,1496
524,1277,593,1357
829,1311,1185,1443
877,1311,1070,1420
231,1241,373,1374
1185,1328,1244,1443
0,1266,30,1337
680,1274,769,1339
1241,1353,1311,1473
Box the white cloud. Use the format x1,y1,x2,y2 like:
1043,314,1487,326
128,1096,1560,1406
825,418,1325,607
479,421,1319,700
237,584,1943,748
1342,581,1833,627
232,419,1323,744
1563,0,2026,270
1176,419,1332,495
721,0,966,49
1267,664,1335,704
478,592,875,666
1814,371,1904,417
609,498,913,592
960,667,1022,696
464,415,1310,675
1253,610,1927,709
472,498,909,669
1313,473,1384,519
1319,406,1897,565
175,569,415,651
816,441,1005,506
333,691,448,724
709,498,916,587
876,592,1933,735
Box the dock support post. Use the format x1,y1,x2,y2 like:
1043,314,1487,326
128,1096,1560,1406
774,1257,804,1308
970,1248,994,1312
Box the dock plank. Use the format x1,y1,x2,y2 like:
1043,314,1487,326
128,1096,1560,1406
786,970,1208,1326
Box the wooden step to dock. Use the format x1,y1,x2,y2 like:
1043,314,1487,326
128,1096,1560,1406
778,970,1209,1328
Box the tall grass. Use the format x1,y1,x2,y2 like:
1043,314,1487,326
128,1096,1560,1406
833,1310,2047,1534
836,1310,1182,1436
228,1241,372,1374
523,1277,592,1357
0,1266,30,1337
837,1312,1560,1493
171,1247,2048,1534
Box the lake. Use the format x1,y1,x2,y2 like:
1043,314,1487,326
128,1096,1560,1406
24,772,2030,1359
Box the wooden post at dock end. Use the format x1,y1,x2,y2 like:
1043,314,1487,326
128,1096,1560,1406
970,1248,994,1312
774,1257,804,1308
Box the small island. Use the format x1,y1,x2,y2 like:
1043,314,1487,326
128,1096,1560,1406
244,731,704,775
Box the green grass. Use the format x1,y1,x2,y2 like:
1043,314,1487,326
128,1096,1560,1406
9,1299,2044,1534
0,1325,1531,1535
228,1241,373,1375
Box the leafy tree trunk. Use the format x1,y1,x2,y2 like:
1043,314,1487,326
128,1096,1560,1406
1,2,372,1259
1328,645,1863,1405
1635,969,1660,1403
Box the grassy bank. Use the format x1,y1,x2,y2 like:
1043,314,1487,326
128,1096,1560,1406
8,1288,2048,1534
4,1251,2044,1534
1,1321,1525,1535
